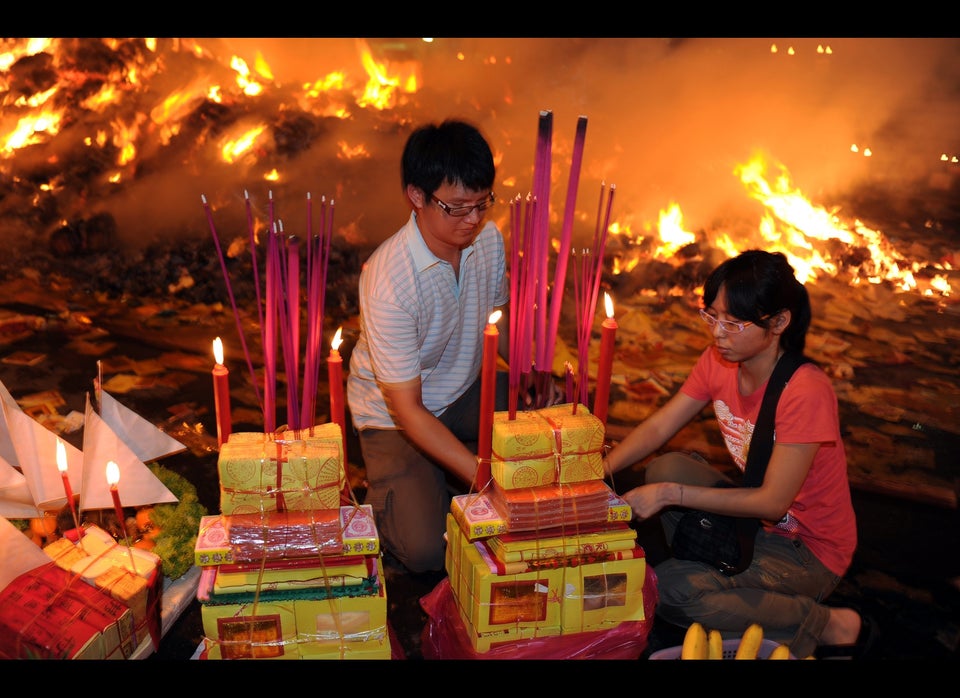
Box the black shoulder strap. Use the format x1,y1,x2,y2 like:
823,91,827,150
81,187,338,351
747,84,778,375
742,352,813,488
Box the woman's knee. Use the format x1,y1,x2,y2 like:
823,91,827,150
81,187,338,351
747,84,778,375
646,451,728,486
646,452,699,483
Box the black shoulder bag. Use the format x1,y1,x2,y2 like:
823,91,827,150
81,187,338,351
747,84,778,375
670,351,812,576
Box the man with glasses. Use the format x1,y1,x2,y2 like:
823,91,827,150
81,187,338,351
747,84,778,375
603,250,870,659
346,119,508,576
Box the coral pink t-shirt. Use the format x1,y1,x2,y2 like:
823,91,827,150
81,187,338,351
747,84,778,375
682,347,857,576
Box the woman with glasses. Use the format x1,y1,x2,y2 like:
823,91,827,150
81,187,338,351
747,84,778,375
346,119,508,576
603,249,872,659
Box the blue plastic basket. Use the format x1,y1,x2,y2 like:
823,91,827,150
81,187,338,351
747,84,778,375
649,638,795,660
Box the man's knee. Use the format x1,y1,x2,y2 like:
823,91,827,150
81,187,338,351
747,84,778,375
393,539,446,574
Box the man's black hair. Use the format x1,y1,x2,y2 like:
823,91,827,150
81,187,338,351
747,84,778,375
401,119,495,197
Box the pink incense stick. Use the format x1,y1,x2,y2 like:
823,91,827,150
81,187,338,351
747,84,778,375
508,195,522,417
302,194,316,429
285,233,301,428
245,190,265,335
544,116,588,372
511,194,538,418
272,225,301,431
532,111,552,372
202,194,262,412
302,237,319,429
264,224,278,433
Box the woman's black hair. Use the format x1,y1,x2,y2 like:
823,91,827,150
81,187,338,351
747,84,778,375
702,249,811,353
401,119,495,197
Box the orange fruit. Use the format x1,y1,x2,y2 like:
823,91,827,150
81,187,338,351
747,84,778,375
30,516,58,538
135,507,161,540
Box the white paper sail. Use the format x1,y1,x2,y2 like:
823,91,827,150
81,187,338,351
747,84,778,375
1,399,83,511
0,456,41,519
80,393,178,511
98,389,187,462
0,378,21,467
0,515,54,591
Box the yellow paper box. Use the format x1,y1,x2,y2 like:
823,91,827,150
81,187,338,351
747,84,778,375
607,490,632,523
560,554,647,633
491,403,604,490
450,491,508,541
213,556,374,595
229,423,343,449
340,504,380,556
488,524,637,563
194,515,234,566
296,581,389,659
457,608,561,654
448,520,563,635
202,598,300,659
218,433,344,514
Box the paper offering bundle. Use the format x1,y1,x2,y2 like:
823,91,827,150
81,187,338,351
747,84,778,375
490,403,604,490
225,508,343,561
218,427,345,514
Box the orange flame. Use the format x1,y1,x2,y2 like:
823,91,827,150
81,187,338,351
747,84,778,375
355,39,419,110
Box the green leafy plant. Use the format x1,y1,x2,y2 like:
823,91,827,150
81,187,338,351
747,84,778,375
144,464,208,580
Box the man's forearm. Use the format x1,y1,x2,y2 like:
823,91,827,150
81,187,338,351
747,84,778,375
400,408,479,485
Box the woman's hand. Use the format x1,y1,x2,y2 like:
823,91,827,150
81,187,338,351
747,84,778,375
621,482,672,521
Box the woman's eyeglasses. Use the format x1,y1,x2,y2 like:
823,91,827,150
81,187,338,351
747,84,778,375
698,308,755,334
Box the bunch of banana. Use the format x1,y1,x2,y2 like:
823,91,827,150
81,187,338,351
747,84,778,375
678,622,798,659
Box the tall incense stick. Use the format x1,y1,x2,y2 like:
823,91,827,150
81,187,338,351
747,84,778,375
545,116,588,373
202,194,263,412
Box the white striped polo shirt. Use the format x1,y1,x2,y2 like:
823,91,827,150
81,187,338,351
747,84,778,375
346,212,508,430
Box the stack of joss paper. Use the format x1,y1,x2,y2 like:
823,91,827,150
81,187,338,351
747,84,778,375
443,403,652,655
0,517,163,659
194,425,391,660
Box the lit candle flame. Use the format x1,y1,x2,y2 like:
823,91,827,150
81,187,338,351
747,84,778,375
488,310,502,325
604,292,614,319
331,327,343,352
106,460,120,487
213,336,225,365
56,438,67,474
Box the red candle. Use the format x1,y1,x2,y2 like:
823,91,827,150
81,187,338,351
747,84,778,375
593,292,617,426
106,461,139,570
327,327,347,465
477,310,502,489
105,461,126,529
56,438,80,536
212,337,232,448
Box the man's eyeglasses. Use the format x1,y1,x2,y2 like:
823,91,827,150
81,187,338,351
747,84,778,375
431,192,496,217
698,308,755,334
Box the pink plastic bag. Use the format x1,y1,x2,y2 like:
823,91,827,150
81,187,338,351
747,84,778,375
420,564,658,659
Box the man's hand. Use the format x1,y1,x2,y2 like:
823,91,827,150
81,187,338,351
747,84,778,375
522,370,566,409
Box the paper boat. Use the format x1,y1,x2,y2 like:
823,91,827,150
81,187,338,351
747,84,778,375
81,393,178,511
0,377,179,516
97,388,186,462
0,458,39,519
0,377,21,468
0,514,55,590
0,380,40,518
1,397,83,511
